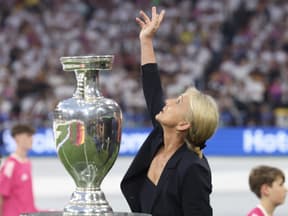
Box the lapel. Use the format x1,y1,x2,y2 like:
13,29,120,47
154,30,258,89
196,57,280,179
122,127,163,183
121,128,164,212
149,143,187,213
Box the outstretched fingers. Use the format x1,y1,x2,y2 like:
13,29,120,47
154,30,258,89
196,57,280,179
135,6,165,37
140,10,151,24
136,10,151,28
158,9,165,25
151,6,157,20
151,6,165,28
136,17,145,28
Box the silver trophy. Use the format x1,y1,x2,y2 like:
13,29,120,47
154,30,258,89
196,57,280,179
53,55,122,215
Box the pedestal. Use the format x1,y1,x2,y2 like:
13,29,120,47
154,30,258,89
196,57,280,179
21,212,151,216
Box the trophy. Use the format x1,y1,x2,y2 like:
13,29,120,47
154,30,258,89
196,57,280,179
53,55,122,215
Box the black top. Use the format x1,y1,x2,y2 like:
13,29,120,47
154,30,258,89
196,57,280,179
140,176,156,213
121,63,213,216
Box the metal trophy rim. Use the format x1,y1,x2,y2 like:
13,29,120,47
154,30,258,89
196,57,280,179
60,55,114,71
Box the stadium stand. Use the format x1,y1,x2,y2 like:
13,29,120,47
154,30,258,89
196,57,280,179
0,0,288,129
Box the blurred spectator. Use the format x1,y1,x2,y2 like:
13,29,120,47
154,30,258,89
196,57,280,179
0,0,288,128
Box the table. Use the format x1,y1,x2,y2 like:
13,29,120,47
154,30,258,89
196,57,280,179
20,212,151,216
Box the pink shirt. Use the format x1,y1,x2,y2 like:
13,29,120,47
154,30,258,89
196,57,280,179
247,205,269,216
0,155,38,216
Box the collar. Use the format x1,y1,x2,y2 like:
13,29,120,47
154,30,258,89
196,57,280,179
257,204,270,216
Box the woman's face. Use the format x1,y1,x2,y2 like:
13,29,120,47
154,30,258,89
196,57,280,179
156,93,190,127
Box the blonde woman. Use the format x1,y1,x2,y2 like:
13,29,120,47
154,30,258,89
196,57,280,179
121,6,219,216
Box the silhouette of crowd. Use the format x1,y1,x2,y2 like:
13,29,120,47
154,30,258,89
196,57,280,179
0,0,288,129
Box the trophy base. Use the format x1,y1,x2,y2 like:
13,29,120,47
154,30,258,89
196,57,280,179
21,212,151,216
63,187,113,215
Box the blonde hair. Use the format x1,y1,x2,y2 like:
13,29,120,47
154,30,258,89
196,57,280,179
184,87,219,158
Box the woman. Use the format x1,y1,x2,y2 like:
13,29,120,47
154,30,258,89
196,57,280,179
121,6,219,216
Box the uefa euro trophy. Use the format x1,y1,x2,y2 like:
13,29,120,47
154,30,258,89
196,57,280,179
53,55,122,215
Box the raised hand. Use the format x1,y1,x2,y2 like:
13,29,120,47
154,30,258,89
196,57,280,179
136,6,165,40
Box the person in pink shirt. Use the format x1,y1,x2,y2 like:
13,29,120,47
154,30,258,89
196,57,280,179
0,124,38,216
247,165,287,216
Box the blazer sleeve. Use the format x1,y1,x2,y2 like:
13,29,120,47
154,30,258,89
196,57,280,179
141,63,165,128
181,163,213,216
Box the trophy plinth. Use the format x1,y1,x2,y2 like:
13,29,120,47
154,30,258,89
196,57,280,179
53,56,123,215
21,212,151,216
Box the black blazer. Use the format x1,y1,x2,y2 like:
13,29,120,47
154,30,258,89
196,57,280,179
121,64,213,216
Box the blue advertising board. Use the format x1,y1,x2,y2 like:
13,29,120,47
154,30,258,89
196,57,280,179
1,127,288,157
204,128,288,156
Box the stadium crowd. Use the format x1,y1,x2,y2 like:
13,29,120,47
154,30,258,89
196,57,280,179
0,0,288,129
